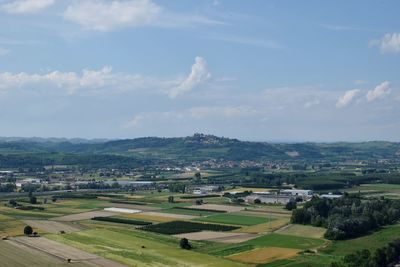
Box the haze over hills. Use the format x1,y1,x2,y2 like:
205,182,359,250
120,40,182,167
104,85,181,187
0,134,399,165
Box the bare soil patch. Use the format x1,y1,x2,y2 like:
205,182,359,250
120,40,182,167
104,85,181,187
52,211,115,222
11,237,127,267
1,240,91,266
174,231,259,243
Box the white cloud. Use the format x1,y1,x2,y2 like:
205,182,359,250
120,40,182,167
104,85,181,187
0,66,166,94
0,58,212,96
1,0,54,14
64,0,161,32
168,57,211,98
336,89,360,108
0,47,10,56
370,33,400,54
64,0,222,32
367,81,391,102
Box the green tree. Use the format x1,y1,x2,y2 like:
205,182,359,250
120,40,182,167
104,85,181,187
24,225,33,235
179,238,192,250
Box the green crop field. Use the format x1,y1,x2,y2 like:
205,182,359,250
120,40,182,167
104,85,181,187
47,228,247,267
245,233,326,250
194,213,272,226
160,207,221,216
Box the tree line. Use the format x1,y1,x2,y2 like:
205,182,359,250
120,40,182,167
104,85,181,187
291,195,400,240
331,239,400,267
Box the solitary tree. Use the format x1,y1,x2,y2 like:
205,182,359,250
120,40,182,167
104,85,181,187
180,238,192,250
168,196,174,203
24,225,33,236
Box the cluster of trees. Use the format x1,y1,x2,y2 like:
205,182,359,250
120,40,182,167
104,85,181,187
141,221,239,235
0,183,16,192
291,195,400,240
331,239,400,267
91,217,152,226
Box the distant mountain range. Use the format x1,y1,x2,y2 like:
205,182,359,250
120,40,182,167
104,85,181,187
0,133,399,163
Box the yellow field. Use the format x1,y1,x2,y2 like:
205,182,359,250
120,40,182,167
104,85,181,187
276,224,326,239
227,247,300,264
126,196,145,199
0,215,36,237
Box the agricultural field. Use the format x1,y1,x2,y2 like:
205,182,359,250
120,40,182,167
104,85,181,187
2,187,400,266
0,240,91,267
194,213,273,226
47,228,247,267
276,224,326,239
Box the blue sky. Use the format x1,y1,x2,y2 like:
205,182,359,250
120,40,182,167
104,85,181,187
0,0,399,141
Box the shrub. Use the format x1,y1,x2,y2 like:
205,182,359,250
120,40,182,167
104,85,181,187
24,225,33,235
180,238,192,250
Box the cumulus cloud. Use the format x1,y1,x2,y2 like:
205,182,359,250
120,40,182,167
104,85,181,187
64,0,161,32
336,89,360,108
0,58,212,96
1,0,54,14
370,33,400,54
64,0,222,32
168,57,211,98
367,81,391,102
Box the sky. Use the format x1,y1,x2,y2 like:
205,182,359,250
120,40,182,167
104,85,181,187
0,0,399,142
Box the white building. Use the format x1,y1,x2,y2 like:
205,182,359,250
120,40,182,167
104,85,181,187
244,192,295,204
320,193,342,199
281,189,314,197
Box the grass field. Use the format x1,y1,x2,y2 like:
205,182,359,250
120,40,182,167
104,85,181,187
235,217,290,233
244,233,326,250
194,213,272,226
261,222,400,266
47,228,248,267
161,207,221,216
0,216,26,236
0,240,91,267
276,224,326,239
